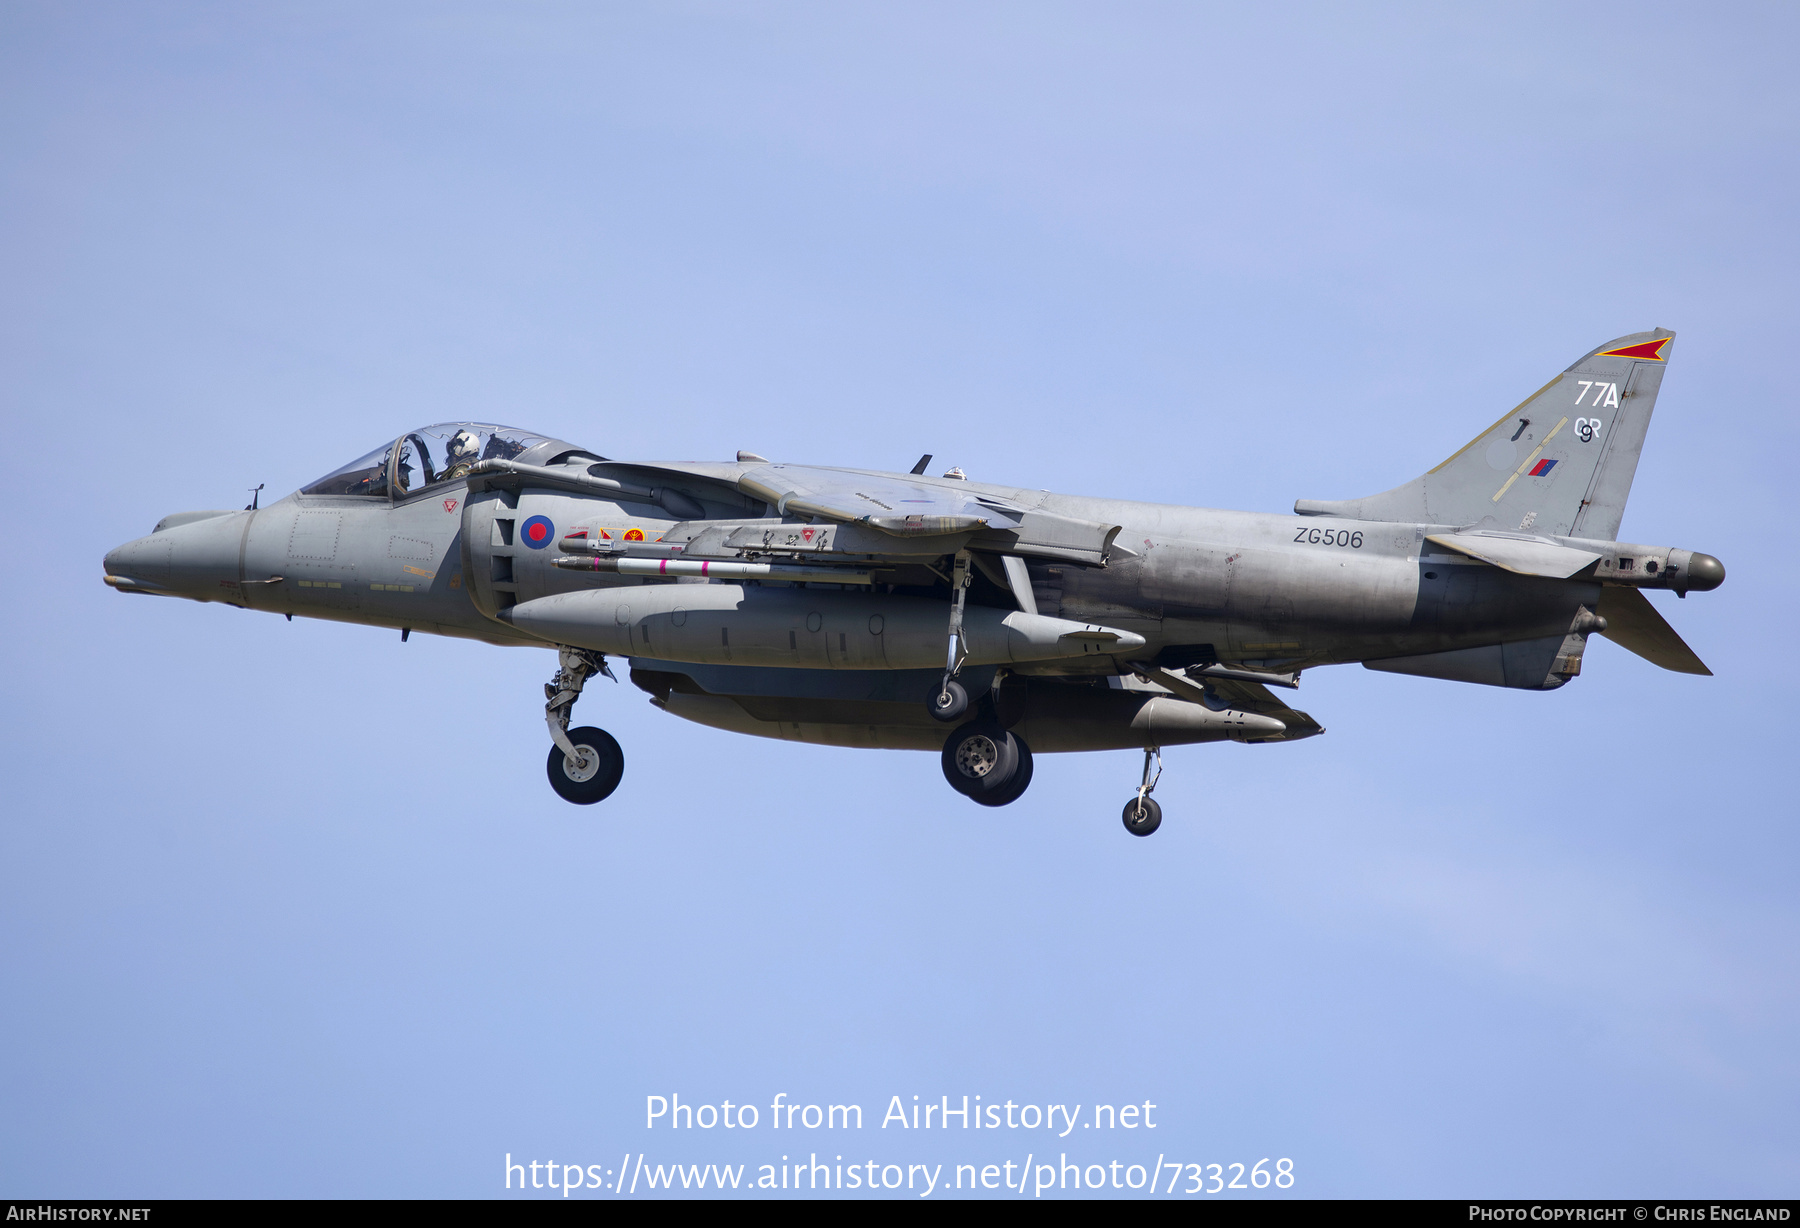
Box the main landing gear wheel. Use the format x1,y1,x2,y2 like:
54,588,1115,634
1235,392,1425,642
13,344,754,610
929,679,969,723
547,726,625,805
1122,796,1162,837
941,722,1031,804
971,734,1033,808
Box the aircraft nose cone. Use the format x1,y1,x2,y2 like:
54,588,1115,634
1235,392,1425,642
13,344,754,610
1684,552,1725,592
104,511,247,600
104,534,174,591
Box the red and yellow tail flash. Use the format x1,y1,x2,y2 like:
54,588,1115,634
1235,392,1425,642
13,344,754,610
1598,338,1670,361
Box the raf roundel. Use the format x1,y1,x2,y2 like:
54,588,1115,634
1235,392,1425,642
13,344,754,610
521,515,555,549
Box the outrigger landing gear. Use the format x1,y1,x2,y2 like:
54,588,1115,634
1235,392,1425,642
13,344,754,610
543,647,625,805
1121,746,1163,836
928,551,973,723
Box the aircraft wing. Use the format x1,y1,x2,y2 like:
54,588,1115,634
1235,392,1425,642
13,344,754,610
736,463,1023,535
470,456,1122,566
732,465,1123,564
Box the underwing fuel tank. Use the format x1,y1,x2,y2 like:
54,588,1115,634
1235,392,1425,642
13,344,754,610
657,688,1291,751
495,583,1145,669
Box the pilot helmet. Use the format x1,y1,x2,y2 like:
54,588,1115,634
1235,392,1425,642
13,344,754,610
447,429,481,460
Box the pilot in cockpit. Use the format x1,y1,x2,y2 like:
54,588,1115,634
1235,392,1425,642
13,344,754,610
442,429,483,481
298,424,549,499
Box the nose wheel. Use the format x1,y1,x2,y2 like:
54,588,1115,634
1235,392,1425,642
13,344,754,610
542,647,624,805
928,551,973,723
547,726,625,804
929,678,970,722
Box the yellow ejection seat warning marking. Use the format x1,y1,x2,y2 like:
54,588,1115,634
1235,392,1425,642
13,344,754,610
1492,416,1569,503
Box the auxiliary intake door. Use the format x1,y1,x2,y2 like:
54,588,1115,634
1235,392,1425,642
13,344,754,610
459,489,519,620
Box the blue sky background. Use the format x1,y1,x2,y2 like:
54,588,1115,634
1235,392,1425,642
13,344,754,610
2,2,1795,1198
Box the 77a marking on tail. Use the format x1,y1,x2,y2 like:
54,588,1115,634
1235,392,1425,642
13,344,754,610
1575,381,1619,407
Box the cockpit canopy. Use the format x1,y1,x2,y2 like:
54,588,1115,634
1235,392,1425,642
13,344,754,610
299,424,557,499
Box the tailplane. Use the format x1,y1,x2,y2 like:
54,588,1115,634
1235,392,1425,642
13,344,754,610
1296,329,1675,540
1595,587,1711,676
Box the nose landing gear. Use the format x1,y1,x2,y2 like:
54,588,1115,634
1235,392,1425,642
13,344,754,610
929,678,970,723
543,647,625,805
928,551,973,723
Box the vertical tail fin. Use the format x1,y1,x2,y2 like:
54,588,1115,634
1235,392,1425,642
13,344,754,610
1295,329,1674,540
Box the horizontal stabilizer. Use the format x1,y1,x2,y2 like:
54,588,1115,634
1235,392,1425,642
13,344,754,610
1425,532,1602,579
1596,587,1712,676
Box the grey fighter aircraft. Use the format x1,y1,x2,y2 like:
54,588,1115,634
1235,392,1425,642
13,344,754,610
104,330,1722,835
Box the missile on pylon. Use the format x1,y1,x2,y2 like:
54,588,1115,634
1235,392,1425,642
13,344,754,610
552,554,876,584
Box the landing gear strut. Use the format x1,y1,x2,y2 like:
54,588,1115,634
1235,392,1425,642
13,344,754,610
1122,746,1163,836
928,551,973,722
543,647,625,805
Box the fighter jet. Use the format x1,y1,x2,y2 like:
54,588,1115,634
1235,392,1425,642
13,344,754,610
104,329,1722,836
